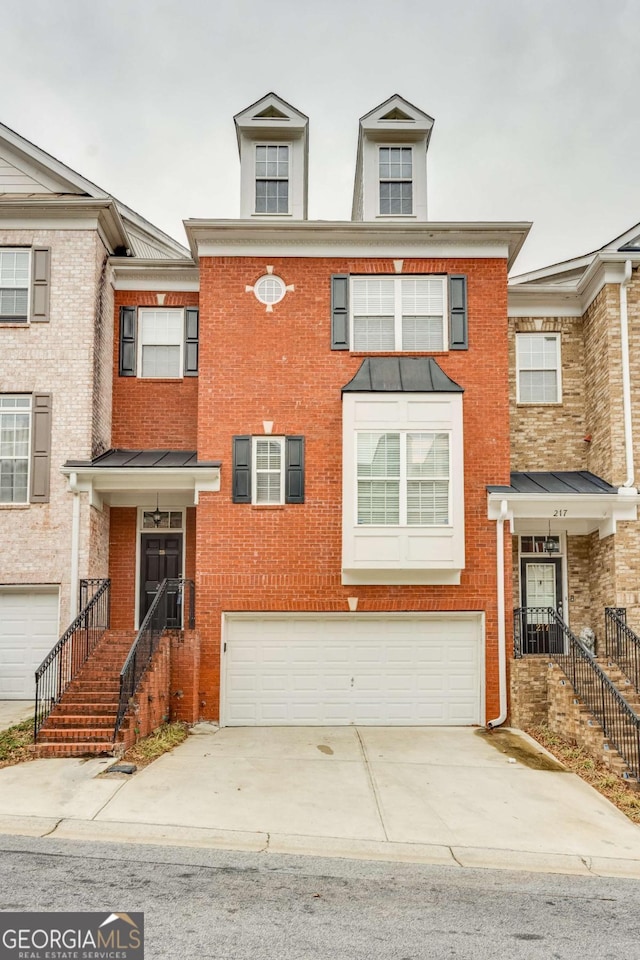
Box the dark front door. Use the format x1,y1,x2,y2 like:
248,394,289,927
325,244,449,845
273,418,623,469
140,534,183,627
520,557,564,654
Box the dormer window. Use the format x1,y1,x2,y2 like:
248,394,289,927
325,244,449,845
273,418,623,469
379,147,413,215
255,145,289,214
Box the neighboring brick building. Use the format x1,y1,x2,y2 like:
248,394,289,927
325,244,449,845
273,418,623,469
505,234,640,647
0,122,192,698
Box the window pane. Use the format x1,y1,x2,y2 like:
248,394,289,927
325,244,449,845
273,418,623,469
256,473,282,504
407,480,449,525
141,345,181,378
0,288,29,318
357,433,400,478
407,433,449,478
402,316,444,350
357,480,400,525
0,412,30,457
255,439,281,470
0,250,29,285
519,370,558,403
0,458,28,503
353,316,395,351
518,334,558,370
140,310,182,346
352,278,395,316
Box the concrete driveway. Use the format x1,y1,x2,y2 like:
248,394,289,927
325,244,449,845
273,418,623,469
1,725,640,876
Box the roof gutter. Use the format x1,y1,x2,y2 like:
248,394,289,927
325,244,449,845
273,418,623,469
619,260,636,494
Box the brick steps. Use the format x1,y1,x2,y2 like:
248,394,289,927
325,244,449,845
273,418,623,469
35,629,135,759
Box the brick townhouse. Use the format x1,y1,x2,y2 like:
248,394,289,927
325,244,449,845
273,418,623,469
2,93,639,757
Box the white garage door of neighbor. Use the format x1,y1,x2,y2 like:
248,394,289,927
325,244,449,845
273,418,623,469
0,589,60,699
223,615,483,726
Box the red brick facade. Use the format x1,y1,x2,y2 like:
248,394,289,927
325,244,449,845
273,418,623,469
108,256,512,724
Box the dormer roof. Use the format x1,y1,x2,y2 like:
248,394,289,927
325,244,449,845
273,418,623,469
358,94,435,143
233,92,309,150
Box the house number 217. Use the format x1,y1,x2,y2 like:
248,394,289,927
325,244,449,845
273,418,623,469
553,509,568,517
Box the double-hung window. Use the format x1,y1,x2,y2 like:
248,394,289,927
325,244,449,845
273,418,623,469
255,145,289,214
119,306,199,378
0,395,31,503
379,147,412,215
357,430,450,526
232,435,305,505
351,276,446,351
0,249,30,322
516,333,561,403
253,437,285,504
138,309,183,378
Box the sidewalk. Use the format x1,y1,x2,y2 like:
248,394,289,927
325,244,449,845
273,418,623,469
1,724,639,878
0,701,32,731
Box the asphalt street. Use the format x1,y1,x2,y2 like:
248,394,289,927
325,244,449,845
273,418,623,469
0,835,639,959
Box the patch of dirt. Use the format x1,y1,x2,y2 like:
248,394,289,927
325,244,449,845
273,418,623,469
475,727,566,771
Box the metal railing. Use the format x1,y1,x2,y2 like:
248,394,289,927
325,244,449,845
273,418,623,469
114,578,194,739
515,607,640,780
79,578,110,611
605,607,640,693
34,579,111,738
513,606,565,657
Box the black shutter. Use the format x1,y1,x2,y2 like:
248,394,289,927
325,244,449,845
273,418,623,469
30,393,52,503
119,306,137,376
232,436,252,503
449,275,468,350
331,275,349,350
285,436,305,504
184,307,199,376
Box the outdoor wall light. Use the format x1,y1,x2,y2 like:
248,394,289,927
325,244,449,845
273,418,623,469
151,492,163,527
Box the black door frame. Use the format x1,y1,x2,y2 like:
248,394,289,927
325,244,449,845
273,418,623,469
520,555,564,654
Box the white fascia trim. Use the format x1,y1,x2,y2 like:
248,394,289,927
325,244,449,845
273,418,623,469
185,220,531,268
508,253,640,317
487,490,639,518
0,198,129,252
62,466,221,494
111,259,199,291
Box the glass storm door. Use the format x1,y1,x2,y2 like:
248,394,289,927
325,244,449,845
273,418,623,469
521,557,563,654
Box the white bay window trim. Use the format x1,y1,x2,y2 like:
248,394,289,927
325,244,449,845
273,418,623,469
516,332,562,404
351,276,447,352
342,393,465,585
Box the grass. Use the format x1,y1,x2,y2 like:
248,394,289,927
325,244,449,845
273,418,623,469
527,723,640,824
122,721,190,768
0,719,34,770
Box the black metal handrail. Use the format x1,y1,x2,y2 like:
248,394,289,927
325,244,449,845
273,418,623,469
34,579,111,738
79,578,110,611
515,607,640,780
605,607,640,693
114,578,195,739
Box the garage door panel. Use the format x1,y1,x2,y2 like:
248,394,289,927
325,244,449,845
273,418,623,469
0,589,59,699
224,615,482,726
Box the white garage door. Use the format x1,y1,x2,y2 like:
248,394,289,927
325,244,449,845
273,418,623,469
0,588,60,699
223,614,483,726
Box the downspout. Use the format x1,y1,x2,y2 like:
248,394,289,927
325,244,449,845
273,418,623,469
619,259,636,493
487,499,508,729
69,472,81,619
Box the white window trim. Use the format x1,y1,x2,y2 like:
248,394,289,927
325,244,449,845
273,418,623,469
0,247,31,323
137,307,185,380
516,332,562,404
355,429,452,528
254,142,292,217
350,275,447,352
252,435,285,505
378,144,414,218
0,394,31,505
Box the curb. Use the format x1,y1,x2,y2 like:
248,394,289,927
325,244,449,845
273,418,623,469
2,814,640,879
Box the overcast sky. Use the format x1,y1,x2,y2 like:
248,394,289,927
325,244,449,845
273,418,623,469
1,0,639,274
